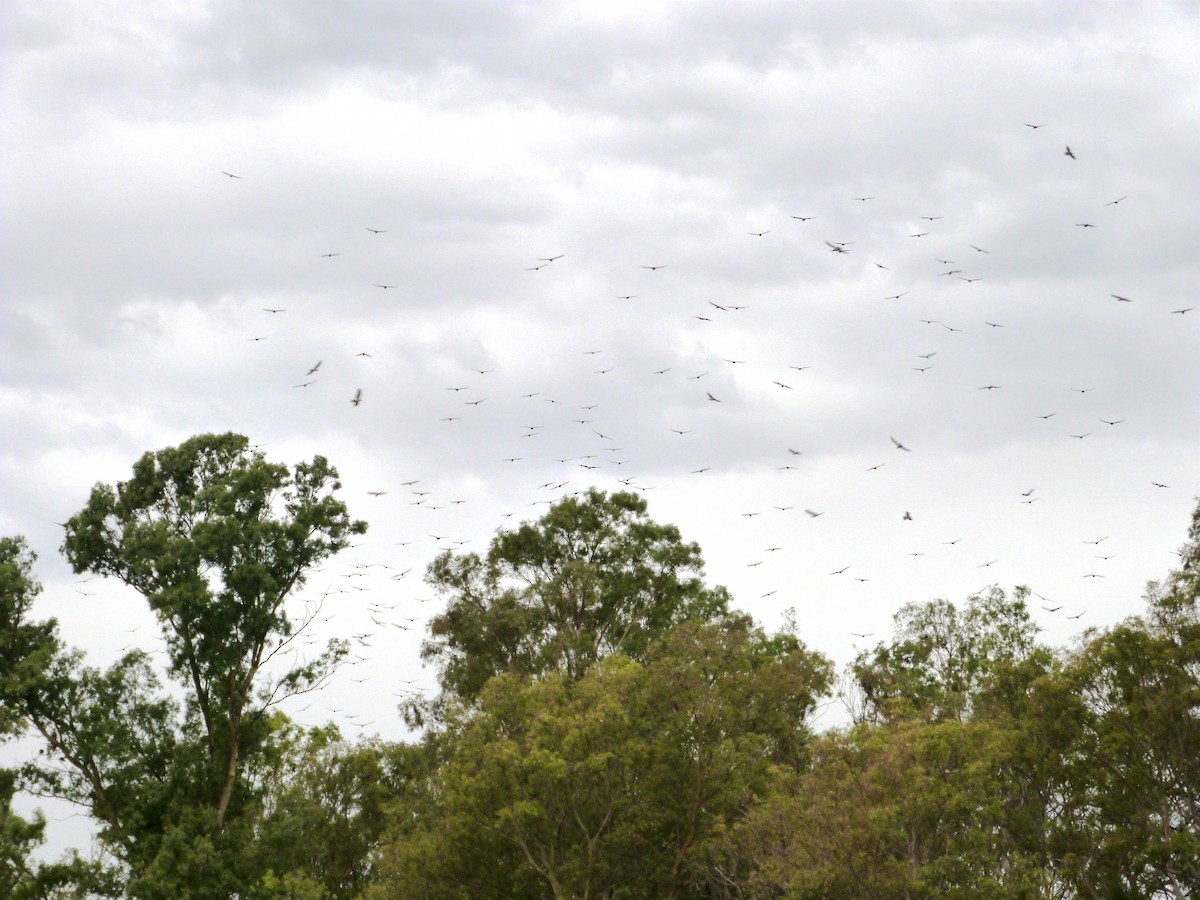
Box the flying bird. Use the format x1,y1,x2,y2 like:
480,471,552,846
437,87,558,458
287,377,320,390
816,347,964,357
890,436,912,451
791,215,815,221
641,264,668,271
306,361,322,375
351,389,363,407
1064,146,1076,159
825,241,851,253
221,171,242,178
748,230,771,237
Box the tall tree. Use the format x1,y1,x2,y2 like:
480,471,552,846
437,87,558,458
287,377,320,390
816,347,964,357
0,434,365,896
0,537,117,897
420,489,733,704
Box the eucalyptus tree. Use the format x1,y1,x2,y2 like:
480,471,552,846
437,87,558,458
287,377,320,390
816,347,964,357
420,489,733,705
0,433,365,896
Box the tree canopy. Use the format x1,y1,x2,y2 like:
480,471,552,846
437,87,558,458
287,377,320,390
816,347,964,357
1,433,366,897
3,436,1199,897
420,488,733,704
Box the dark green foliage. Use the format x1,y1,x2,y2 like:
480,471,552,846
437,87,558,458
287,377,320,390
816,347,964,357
1,434,366,897
421,489,733,704
5,467,1200,897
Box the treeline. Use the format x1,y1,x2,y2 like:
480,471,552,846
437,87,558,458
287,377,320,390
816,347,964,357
1,433,1197,898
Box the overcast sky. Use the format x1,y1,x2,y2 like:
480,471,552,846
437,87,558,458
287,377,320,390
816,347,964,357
3,0,1199,838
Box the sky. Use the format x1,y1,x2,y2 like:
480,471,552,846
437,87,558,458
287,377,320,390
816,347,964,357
3,0,1200,850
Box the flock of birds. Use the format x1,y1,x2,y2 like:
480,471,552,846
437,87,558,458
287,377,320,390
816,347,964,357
76,128,1193,737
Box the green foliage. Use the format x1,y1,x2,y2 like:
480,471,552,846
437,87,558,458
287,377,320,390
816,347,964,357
255,725,415,898
373,619,832,898
421,489,733,704
5,469,1200,897
716,719,1052,898
0,434,367,897
1038,571,1200,897
851,586,1045,723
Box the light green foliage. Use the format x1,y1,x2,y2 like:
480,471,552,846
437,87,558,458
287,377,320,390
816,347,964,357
1040,548,1200,897
718,719,1052,898
373,619,832,899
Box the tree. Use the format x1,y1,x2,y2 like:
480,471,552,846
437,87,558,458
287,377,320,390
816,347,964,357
0,537,118,897
372,618,832,899
850,586,1045,724
715,718,1051,899
255,725,417,899
1037,563,1200,897
420,489,733,704
0,433,366,896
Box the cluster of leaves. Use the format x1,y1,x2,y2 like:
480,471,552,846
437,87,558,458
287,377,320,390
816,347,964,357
1,434,1197,898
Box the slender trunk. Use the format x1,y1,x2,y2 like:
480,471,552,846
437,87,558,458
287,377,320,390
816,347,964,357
215,710,240,830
